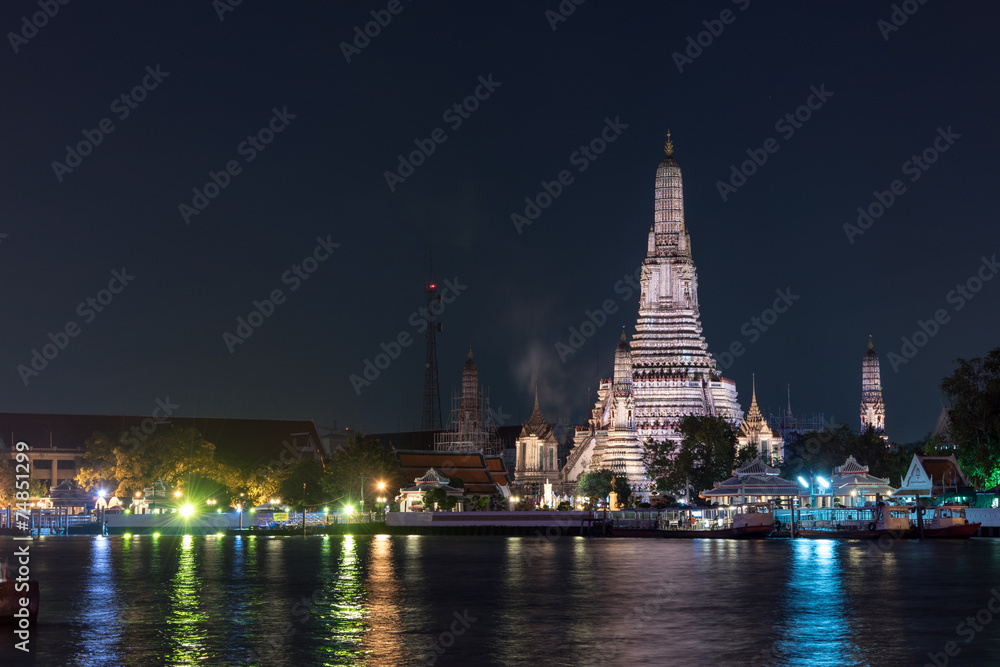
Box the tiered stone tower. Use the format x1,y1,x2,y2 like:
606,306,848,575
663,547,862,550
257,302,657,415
630,133,743,442
600,332,647,492
860,337,887,439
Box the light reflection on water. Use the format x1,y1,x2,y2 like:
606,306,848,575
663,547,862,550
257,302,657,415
5,535,1000,666
167,535,210,665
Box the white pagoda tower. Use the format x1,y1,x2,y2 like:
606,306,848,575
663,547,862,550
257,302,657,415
860,337,887,440
631,133,743,442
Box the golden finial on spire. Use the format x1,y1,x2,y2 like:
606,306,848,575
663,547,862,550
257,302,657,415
868,336,873,350
620,326,626,343
468,346,474,360
664,129,674,156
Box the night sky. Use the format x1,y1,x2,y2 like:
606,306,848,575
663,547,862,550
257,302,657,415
2,2,998,444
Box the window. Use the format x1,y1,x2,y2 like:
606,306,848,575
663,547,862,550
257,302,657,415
33,459,53,469
57,460,76,470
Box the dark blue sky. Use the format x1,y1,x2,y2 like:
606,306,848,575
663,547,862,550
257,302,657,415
1,1,997,443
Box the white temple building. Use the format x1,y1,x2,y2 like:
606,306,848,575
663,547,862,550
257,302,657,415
860,337,888,441
736,374,785,465
513,391,561,496
630,133,743,443
560,136,742,500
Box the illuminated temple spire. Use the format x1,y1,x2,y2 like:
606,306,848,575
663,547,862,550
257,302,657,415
861,336,887,439
631,135,743,442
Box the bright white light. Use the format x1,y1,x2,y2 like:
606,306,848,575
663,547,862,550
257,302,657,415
817,476,830,489
180,504,195,517
98,489,106,498
798,476,809,488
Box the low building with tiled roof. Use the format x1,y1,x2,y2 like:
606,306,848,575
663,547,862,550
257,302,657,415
701,457,808,505
830,455,895,507
397,468,467,512
896,454,973,498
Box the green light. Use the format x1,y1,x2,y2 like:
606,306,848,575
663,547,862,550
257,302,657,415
180,504,194,517
345,504,354,515
153,532,161,537
123,533,132,538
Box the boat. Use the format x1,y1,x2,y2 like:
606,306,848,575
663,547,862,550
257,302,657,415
655,503,775,539
921,505,981,539
795,503,914,539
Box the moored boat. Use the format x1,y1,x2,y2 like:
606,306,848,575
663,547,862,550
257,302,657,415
656,503,775,539
795,503,914,539
922,505,981,539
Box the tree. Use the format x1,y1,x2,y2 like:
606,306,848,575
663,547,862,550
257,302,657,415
75,431,120,492
781,425,852,482
277,457,327,510
422,487,448,511
736,440,760,467
319,434,403,507
644,416,738,501
577,469,613,508
940,347,1000,489
112,426,217,497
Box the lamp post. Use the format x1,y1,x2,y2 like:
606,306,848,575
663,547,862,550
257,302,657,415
302,482,307,538
360,476,368,519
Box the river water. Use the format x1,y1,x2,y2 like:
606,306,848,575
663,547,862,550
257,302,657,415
2,534,999,666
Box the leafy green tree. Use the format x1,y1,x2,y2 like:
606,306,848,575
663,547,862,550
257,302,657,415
75,431,120,492
736,441,760,467
112,426,217,497
277,458,327,510
781,425,852,482
422,487,448,511
577,469,613,508
319,434,403,506
644,415,737,501
940,347,1000,489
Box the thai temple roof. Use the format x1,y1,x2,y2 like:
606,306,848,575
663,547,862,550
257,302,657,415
830,455,894,495
520,389,552,440
702,456,806,498
395,449,508,495
734,457,780,477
